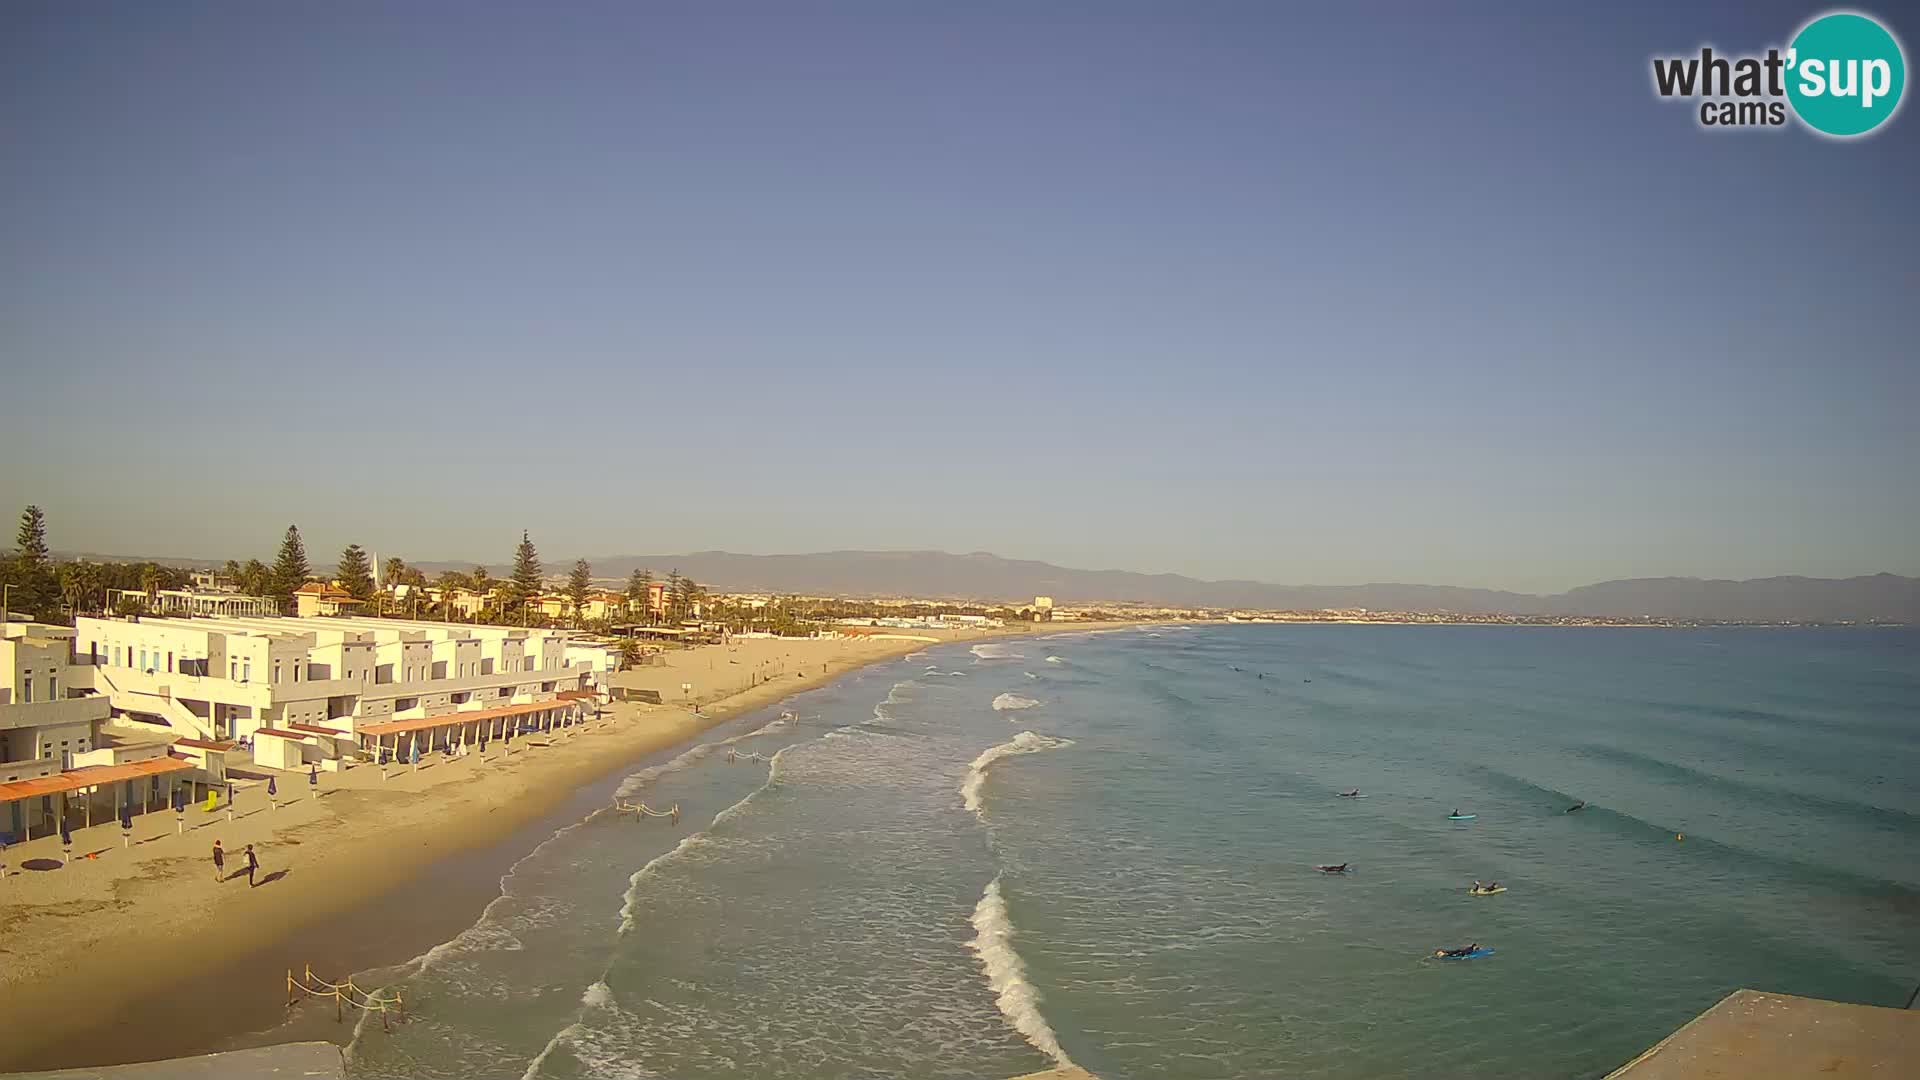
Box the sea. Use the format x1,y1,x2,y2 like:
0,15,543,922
339,625,1920,1080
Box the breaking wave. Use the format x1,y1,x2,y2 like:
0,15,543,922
962,731,1073,814
969,875,1075,1069
992,693,1041,713
1045,656,1065,665
971,642,1026,661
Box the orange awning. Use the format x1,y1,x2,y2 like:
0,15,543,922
0,756,196,804
357,698,579,739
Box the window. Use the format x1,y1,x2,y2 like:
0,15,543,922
167,651,174,671
139,649,148,670
48,675,57,699
242,661,251,683
274,660,282,683
22,680,31,703
230,660,238,680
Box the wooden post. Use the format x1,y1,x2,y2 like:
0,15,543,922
287,970,294,1009
335,987,343,1023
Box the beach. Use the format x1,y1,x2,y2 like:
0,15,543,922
0,625,1083,1073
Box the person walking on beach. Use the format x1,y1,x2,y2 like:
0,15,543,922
212,839,225,882
244,843,260,887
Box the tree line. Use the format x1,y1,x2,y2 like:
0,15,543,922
1,505,711,632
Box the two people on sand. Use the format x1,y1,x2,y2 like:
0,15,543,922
212,840,263,887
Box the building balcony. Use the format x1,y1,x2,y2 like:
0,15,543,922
0,695,111,732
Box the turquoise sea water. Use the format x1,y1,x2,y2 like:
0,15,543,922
342,626,1920,1079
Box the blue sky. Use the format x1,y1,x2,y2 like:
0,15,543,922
3,1,1914,593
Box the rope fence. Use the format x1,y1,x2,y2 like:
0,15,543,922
724,749,769,764
614,799,681,824
287,963,408,1032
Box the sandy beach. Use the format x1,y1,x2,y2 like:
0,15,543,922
0,624,1097,1072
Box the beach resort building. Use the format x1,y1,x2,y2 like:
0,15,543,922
2,622,109,782
71,615,601,754
2,621,213,843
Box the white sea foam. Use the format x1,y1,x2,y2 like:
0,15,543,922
962,731,1072,814
617,834,711,933
614,741,719,799
992,693,1041,713
1044,655,1064,665
1024,671,1038,679
970,642,1026,661
969,875,1075,1069
580,980,615,1009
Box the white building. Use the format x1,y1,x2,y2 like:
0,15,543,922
3,621,204,843
73,614,600,748
2,622,109,782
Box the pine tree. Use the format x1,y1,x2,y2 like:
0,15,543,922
271,525,310,612
625,568,649,623
664,569,684,623
567,559,593,626
7,505,56,619
510,530,543,615
337,544,376,601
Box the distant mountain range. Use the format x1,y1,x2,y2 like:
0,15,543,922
32,547,1917,622
421,550,1914,623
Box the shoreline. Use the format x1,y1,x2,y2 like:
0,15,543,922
0,623,1126,1073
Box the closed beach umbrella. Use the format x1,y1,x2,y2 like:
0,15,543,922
267,776,277,798
60,819,71,849
172,787,186,813
119,805,132,831
225,782,234,806
410,741,420,766
309,764,318,787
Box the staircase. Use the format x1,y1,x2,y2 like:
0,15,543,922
89,665,220,742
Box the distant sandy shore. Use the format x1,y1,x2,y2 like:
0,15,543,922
0,622,1126,1072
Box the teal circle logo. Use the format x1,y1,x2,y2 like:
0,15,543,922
1786,11,1906,136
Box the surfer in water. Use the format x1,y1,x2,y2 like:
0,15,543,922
1566,800,1586,813
1338,788,1362,797
1319,862,1351,873
1436,943,1482,958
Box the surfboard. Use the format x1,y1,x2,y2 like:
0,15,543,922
1448,813,1477,820
1437,947,1496,960
1468,886,1507,895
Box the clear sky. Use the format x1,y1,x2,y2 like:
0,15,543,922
3,1,1915,593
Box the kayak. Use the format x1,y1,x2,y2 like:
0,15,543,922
1437,947,1496,961
1468,886,1507,895
1448,814,1477,820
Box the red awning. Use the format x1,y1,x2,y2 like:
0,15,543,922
0,757,196,804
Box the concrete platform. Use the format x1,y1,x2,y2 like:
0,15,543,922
1008,1070,1097,1080
1607,989,1920,1078
5,1043,342,1080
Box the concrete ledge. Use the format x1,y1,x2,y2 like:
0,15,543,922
1008,1069,1097,1080
5,1042,343,1080
1607,989,1920,1079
